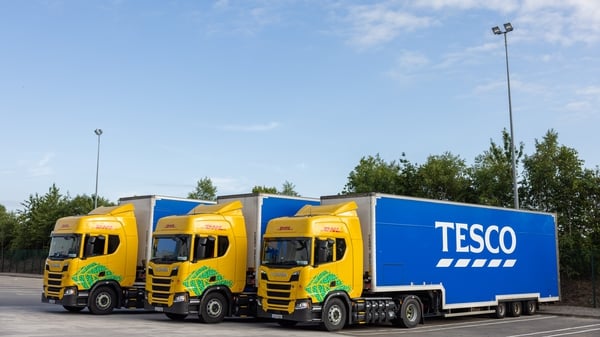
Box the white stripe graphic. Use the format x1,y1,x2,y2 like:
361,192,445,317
503,259,517,267
488,259,503,267
455,259,471,267
472,259,487,267
437,258,454,267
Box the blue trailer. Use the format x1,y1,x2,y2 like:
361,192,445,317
320,193,559,325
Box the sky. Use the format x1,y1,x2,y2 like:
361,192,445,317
1,0,600,212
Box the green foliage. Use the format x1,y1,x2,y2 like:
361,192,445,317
9,185,114,251
188,177,217,201
281,181,299,196
71,262,122,289
183,266,233,296
13,184,72,250
417,152,473,202
305,271,351,302
252,185,278,194
0,206,17,256
471,129,523,207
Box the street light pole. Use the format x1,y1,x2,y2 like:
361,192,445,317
94,129,103,208
492,22,519,209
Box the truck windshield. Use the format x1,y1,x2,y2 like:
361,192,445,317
151,235,191,263
48,234,82,260
262,238,311,267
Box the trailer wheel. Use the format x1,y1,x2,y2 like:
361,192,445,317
199,292,227,323
509,301,522,317
89,286,117,315
523,301,537,315
165,313,188,321
63,305,84,312
322,298,346,331
397,297,421,328
494,302,506,319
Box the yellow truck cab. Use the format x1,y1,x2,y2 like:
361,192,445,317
145,193,320,323
42,204,139,313
146,201,246,322
256,202,363,330
42,195,212,314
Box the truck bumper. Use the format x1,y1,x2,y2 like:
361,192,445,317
146,299,191,315
256,298,317,322
41,288,86,308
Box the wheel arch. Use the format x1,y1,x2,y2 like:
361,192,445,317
322,291,352,325
89,280,122,307
200,285,234,316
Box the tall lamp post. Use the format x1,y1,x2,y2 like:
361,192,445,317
492,22,519,209
94,129,103,208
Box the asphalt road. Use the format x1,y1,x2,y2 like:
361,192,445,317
1,275,599,337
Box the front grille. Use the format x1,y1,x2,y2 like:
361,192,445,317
149,277,172,305
263,282,293,311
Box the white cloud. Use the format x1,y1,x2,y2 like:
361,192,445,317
342,3,436,49
386,50,430,80
27,153,55,177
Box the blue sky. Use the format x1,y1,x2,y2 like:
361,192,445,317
1,0,599,211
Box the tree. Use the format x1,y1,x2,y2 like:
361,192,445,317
521,130,590,278
0,204,18,259
252,185,278,194
416,152,473,202
471,129,524,207
342,154,403,194
13,184,71,250
188,177,217,201
280,181,299,196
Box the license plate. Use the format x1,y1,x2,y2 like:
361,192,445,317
272,314,282,319
49,299,56,304
154,307,164,312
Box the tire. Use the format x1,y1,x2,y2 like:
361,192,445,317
509,301,522,317
494,302,507,319
89,286,117,315
523,301,537,315
322,298,346,332
396,297,421,328
166,313,188,321
199,292,227,323
63,305,84,312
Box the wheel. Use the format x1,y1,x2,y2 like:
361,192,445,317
277,320,298,327
322,298,346,331
509,301,522,317
199,292,227,323
523,301,537,315
63,305,84,312
89,286,117,315
494,302,506,319
396,297,421,328
165,313,188,321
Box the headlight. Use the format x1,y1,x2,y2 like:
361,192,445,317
295,300,310,310
64,287,76,296
173,293,187,303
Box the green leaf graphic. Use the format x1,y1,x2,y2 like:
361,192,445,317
183,266,233,296
305,271,351,302
71,262,122,289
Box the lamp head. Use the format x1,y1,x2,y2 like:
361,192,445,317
94,129,103,136
504,22,513,32
492,26,502,35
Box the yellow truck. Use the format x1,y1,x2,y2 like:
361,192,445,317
144,193,318,322
257,193,559,331
41,195,213,314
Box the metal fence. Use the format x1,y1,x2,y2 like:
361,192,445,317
0,249,46,274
